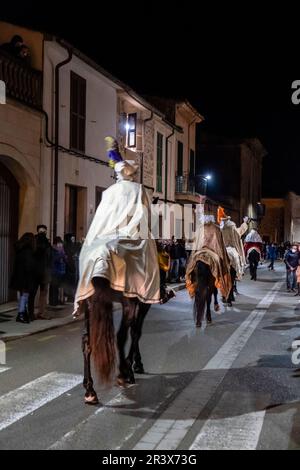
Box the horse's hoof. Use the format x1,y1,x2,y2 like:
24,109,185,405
196,322,202,328
126,376,136,385
133,362,145,374
116,376,128,388
84,393,99,405
214,304,220,312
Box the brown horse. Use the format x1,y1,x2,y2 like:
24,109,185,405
81,277,151,405
193,261,216,328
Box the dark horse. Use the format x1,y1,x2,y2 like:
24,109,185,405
193,261,217,328
248,249,260,281
81,277,151,405
227,267,237,307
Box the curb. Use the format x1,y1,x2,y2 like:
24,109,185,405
1,283,186,343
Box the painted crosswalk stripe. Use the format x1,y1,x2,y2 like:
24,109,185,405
190,410,266,450
0,367,10,374
190,391,266,450
204,281,283,371
134,281,283,450
48,392,129,449
0,372,82,432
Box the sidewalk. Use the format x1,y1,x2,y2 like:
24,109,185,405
0,282,186,342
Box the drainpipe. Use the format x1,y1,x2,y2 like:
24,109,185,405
53,44,73,240
165,129,175,203
188,117,197,183
141,111,153,184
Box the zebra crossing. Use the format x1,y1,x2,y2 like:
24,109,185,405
0,368,271,449
0,279,294,450
0,372,82,432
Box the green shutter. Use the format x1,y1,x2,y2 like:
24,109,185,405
177,141,183,176
156,132,163,193
189,150,195,177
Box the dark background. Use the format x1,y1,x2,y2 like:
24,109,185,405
1,2,299,197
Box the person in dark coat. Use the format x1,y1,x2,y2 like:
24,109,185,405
10,232,35,323
49,237,67,306
284,244,300,292
168,238,181,283
178,239,187,281
1,35,24,57
30,225,52,319
267,243,277,270
63,233,81,301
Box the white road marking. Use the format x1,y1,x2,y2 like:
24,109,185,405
190,411,266,450
134,281,284,450
190,392,266,450
37,335,57,342
48,392,129,449
49,388,175,450
0,372,82,432
0,367,10,374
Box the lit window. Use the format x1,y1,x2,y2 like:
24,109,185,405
126,113,137,148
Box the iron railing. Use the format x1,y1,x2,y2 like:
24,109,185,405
175,174,207,196
0,50,43,109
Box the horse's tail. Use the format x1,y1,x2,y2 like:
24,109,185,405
194,261,210,324
89,277,116,384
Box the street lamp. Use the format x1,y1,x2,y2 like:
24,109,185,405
195,174,212,195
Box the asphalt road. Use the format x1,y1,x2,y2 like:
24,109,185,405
1,262,300,450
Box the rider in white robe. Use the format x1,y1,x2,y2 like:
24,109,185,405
74,159,160,315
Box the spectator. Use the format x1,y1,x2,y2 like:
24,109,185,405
168,237,181,283
268,243,277,271
64,233,81,301
49,237,67,306
17,44,31,66
178,239,187,281
31,225,52,320
10,233,35,323
284,244,299,292
278,243,285,260
1,35,24,57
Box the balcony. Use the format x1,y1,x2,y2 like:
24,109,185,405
0,50,42,109
175,174,208,197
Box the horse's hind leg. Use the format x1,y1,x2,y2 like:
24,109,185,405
127,303,150,374
82,301,99,405
206,286,213,324
213,286,220,312
117,299,138,386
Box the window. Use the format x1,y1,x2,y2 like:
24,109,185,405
189,149,195,178
126,113,137,148
95,186,105,209
65,185,87,241
70,71,86,152
156,132,163,193
177,141,183,176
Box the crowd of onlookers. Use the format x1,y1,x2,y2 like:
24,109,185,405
11,230,190,323
10,229,300,323
156,238,189,302
10,225,82,324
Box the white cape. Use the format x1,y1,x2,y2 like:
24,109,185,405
74,180,160,314
245,230,263,243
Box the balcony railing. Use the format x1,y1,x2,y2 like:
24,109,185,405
176,174,207,196
0,50,42,109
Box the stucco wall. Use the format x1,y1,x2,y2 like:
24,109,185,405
0,99,42,235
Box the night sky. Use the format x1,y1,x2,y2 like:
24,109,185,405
1,3,299,198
